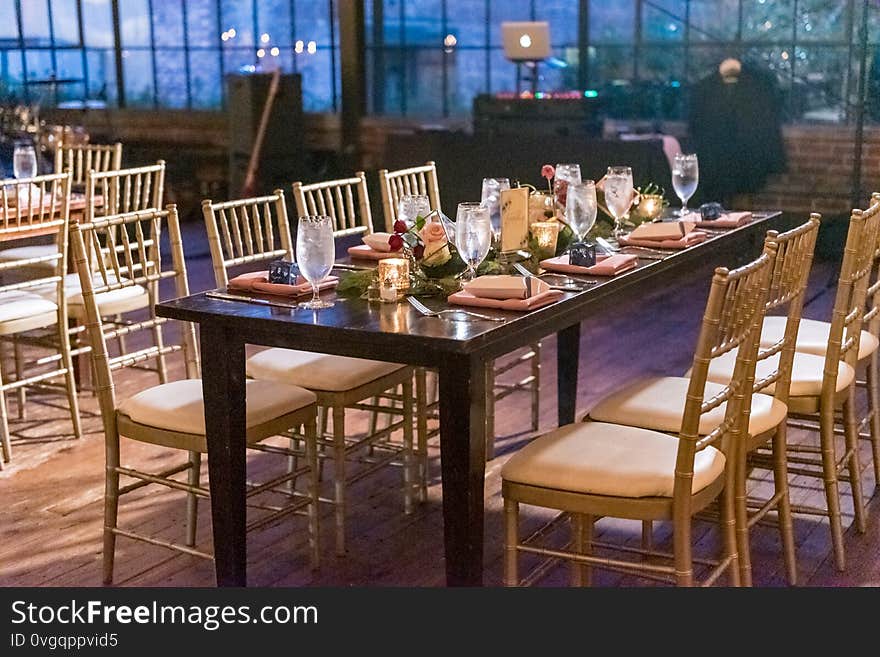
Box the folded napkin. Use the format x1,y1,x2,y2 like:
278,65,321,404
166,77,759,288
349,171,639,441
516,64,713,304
228,271,338,297
541,253,639,277
464,275,550,300
628,220,697,241
618,231,708,250
447,289,564,311
362,232,395,252
679,211,753,229
348,244,402,260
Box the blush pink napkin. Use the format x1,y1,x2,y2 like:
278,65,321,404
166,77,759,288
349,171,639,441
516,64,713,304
447,289,564,311
679,211,753,229
227,271,339,297
540,253,639,276
347,244,402,260
618,230,708,250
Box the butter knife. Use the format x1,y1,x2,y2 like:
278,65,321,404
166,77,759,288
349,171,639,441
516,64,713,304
206,291,300,310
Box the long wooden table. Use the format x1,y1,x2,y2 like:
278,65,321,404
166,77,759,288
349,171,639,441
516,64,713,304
156,211,785,587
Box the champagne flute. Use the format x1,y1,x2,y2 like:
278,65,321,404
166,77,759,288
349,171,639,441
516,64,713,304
480,177,510,239
296,215,335,310
397,194,431,226
604,166,634,239
13,142,37,179
672,153,699,217
565,180,598,242
455,202,492,282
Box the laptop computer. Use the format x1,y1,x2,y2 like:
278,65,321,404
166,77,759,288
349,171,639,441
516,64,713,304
501,21,551,62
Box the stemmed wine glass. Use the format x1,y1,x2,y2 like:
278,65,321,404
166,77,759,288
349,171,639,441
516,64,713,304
397,194,431,225
480,177,510,239
672,153,699,217
604,166,634,239
455,202,492,282
13,141,37,180
296,215,335,310
565,180,598,242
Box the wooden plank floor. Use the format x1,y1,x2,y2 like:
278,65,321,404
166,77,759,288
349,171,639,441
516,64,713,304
1,225,878,587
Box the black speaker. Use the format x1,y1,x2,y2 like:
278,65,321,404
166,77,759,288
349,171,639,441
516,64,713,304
473,94,603,138
226,72,304,158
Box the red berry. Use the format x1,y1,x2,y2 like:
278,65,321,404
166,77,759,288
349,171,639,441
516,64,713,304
388,234,404,251
393,219,408,234
413,244,425,260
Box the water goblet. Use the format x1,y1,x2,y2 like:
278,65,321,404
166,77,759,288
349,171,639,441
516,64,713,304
455,202,492,282
296,215,336,310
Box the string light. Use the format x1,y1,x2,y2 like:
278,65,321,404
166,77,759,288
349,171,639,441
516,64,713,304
307,40,317,54
257,48,266,58
295,40,304,53
270,47,280,57
260,33,270,43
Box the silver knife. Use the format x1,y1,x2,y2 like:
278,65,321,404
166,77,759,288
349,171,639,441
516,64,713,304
206,291,300,310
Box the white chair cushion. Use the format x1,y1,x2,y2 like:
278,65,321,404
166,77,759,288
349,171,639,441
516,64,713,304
501,421,725,498
246,348,405,393
0,290,57,325
703,348,854,398
761,315,879,361
589,376,787,436
0,244,58,265
118,378,316,435
32,272,149,316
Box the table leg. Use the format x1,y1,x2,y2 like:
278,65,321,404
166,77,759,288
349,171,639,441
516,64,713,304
438,355,487,586
557,323,581,426
199,324,247,587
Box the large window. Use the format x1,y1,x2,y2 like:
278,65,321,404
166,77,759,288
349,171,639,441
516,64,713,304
0,0,340,111
367,0,877,123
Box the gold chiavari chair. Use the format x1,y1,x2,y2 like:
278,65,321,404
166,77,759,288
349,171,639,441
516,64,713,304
71,204,320,584
502,245,775,587
0,172,81,467
590,217,820,585
706,200,880,571
292,171,373,240
55,142,123,188
204,189,420,556
379,162,540,458
378,161,442,233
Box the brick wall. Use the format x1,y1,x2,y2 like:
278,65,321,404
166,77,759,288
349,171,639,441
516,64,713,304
733,124,880,216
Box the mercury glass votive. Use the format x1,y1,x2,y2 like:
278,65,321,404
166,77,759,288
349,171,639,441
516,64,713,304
377,257,410,302
637,194,664,221
531,221,560,260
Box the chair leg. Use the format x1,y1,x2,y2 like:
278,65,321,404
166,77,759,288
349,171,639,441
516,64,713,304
485,360,496,461
332,405,346,556
0,383,11,465
102,441,121,585
503,497,519,586
843,389,867,534
641,520,654,552
719,482,741,587
570,513,593,586
734,440,752,587
867,351,880,484
58,320,82,441
530,342,541,432
366,395,381,457
415,367,428,502
13,336,25,420
818,401,846,570
771,423,797,585
185,451,201,548
401,377,414,515
317,407,329,483
304,418,320,570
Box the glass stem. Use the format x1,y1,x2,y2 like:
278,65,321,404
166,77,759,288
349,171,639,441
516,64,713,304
312,284,320,304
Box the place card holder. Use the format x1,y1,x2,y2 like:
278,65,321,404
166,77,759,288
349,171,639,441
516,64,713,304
268,260,298,284
499,187,530,254
569,241,596,267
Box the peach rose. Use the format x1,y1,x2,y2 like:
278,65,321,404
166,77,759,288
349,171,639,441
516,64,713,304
420,220,447,244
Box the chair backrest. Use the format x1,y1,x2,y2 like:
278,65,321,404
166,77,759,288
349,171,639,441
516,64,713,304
70,204,198,425
753,216,821,405
676,246,775,507
292,172,372,239
0,171,71,301
821,198,880,399
86,161,165,221
378,161,442,232
55,142,123,186
862,192,880,339
202,190,294,288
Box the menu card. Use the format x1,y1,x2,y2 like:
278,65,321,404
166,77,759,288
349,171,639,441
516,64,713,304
499,187,530,253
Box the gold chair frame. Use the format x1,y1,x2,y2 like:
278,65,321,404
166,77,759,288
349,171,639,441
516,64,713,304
71,204,319,584
292,171,373,240
55,142,122,186
378,161,442,233
204,189,422,556
503,246,776,587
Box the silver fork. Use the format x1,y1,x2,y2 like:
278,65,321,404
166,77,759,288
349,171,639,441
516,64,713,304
511,261,597,288
406,295,506,322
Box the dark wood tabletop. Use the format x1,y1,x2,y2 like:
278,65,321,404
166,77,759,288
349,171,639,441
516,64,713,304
157,210,786,587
